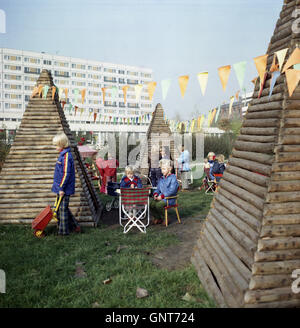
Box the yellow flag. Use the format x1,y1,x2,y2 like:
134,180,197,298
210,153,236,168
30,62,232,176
218,65,231,91
197,72,208,96
80,108,84,116
81,89,86,104
207,111,212,127
285,69,300,97
64,88,68,99
210,108,217,124
229,96,235,117
178,75,189,98
135,84,143,101
282,48,300,73
199,115,205,130
253,54,268,84
101,87,106,104
147,82,157,101
191,119,195,133
122,85,129,103
275,48,288,72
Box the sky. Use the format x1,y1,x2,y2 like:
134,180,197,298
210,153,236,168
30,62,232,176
0,0,284,120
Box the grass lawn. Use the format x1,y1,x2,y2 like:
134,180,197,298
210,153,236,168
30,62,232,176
0,179,216,308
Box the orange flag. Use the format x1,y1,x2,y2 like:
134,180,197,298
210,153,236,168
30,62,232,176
285,69,300,97
270,55,279,73
81,89,86,104
122,86,129,103
51,86,56,100
101,87,106,104
38,84,43,97
31,86,39,98
282,48,300,73
74,106,78,116
94,112,97,122
251,76,258,85
147,82,157,100
218,65,231,91
61,101,66,110
254,54,268,84
235,90,240,100
178,75,189,98
64,88,68,99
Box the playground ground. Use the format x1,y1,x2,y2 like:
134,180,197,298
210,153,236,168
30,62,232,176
0,178,217,308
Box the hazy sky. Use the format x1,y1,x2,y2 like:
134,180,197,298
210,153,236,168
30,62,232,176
0,0,283,119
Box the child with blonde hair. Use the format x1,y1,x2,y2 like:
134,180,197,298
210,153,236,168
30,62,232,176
52,132,80,235
120,165,143,188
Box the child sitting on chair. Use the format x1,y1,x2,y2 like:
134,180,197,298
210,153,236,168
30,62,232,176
150,159,179,224
211,154,226,183
120,165,143,189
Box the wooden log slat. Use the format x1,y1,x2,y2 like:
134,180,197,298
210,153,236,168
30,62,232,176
208,212,253,269
240,126,278,136
202,225,249,296
220,179,264,210
244,287,300,306
234,140,275,154
245,298,300,308
276,151,300,162
222,171,267,199
275,145,300,153
254,248,300,262
272,161,300,172
205,221,252,282
191,251,227,308
244,110,281,120
268,179,300,192
257,236,300,252
218,187,262,222
279,135,300,145
197,235,241,307
249,274,292,290
252,260,300,275
215,191,261,233
260,224,300,238
264,202,300,215
263,213,300,226
237,134,277,144
225,165,269,187
242,118,280,128
228,156,272,175
266,190,300,203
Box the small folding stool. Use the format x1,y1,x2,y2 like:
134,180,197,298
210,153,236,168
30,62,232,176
119,188,150,233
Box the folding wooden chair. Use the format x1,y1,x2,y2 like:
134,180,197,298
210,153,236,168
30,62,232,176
164,191,181,227
119,188,150,233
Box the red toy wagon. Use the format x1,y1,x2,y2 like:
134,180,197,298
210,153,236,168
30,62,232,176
32,196,62,238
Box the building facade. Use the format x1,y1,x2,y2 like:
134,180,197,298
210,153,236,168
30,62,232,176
0,48,154,143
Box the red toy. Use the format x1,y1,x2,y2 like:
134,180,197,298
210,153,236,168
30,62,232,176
32,196,62,238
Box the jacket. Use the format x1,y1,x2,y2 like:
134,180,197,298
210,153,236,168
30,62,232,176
153,174,179,206
52,147,75,195
177,150,190,172
210,162,226,181
120,175,143,188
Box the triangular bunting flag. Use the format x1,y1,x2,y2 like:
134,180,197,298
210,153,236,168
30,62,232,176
275,48,289,72
197,72,208,96
269,71,281,99
282,48,300,73
254,54,268,85
218,65,231,91
147,82,157,101
178,75,189,98
233,61,247,89
285,68,300,97
161,79,171,100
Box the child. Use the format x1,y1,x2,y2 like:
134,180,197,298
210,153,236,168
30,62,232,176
211,154,226,183
150,159,179,224
120,165,143,188
149,144,162,187
52,132,80,235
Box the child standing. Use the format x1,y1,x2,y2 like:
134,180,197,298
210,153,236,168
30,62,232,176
52,133,80,236
120,166,143,188
150,159,179,224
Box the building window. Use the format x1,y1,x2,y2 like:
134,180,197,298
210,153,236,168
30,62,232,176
104,76,116,83
4,74,22,81
104,68,116,73
54,70,70,78
118,70,125,74
4,65,21,71
119,102,125,107
43,60,52,65
4,55,21,61
5,84,22,90
24,57,40,64
119,78,125,84
24,67,41,75
127,79,138,85
71,63,86,70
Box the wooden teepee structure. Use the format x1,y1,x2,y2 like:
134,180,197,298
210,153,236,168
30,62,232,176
0,69,102,226
192,0,300,308
140,103,176,177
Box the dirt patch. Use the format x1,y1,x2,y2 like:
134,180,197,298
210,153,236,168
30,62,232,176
101,208,205,271
150,216,205,271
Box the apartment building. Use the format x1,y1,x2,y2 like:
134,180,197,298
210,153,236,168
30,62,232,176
0,48,154,143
